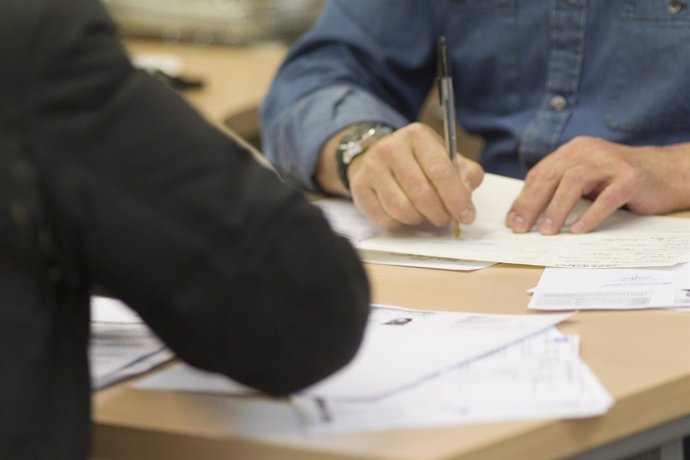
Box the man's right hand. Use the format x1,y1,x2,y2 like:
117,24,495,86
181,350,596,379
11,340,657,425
315,122,484,229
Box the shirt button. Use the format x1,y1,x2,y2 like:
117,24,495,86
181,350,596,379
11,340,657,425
550,95,568,112
668,0,683,14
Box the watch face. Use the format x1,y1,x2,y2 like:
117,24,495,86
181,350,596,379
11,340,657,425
340,123,392,165
343,142,364,164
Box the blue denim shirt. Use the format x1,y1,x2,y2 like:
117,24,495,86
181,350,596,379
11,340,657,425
261,0,690,191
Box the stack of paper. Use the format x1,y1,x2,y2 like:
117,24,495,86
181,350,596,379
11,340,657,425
313,198,495,271
89,296,173,390
353,174,690,268
299,305,573,399
293,328,612,434
133,305,612,434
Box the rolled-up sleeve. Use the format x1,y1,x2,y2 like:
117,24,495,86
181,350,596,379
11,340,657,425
261,0,437,191
262,85,409,190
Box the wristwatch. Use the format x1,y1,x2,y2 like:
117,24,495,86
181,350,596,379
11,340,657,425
335,122,393,190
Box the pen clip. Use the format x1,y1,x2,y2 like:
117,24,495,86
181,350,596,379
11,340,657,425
436,36,451,104
438,36,450,78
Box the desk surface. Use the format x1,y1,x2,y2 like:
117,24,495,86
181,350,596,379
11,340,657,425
125,38,287,122
93,41,690,460
94,261,690,460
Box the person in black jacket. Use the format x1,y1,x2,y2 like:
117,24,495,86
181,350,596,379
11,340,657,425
0,0,370,458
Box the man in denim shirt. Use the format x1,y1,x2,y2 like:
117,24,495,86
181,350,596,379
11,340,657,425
261,0,690,235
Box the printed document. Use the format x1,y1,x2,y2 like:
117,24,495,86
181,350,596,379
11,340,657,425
134,362,255,394
90,296,173,389
529,262,690,310
313,198,495,271
301,305,572,399
131,305,572,401
293,328,612,434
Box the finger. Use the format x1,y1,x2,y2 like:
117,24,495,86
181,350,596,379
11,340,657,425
356,158,426,227
355,126,445,227
456,156,485,191
351,184,402,229
375,173,427,226
507,164,562,233
391,150,452,227
570,183,630,234
539,168,593,235
348,139,424,227
409,131,475,225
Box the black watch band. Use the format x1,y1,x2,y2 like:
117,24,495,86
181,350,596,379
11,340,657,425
335,123,393,190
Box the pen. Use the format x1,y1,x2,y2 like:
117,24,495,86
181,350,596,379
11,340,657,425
437,36,460,239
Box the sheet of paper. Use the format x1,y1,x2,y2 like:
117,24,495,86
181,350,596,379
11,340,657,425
358,249,495,271
528,262,690,310
91,295,144,324
134,362,255,394
293,328,613,434
89,296,173,390
358,174,690,268
313,198,495,271
130,306,569,400
301,305,573,400
312,198,383,243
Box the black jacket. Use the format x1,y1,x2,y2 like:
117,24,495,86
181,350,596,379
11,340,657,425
0,0,370,458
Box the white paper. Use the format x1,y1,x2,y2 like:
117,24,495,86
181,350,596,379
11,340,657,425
293,328,613,434
301,305,573,400
91,295,144,324
134,362,255,394
312,198,383,243
358,249,495,271
529,262,690,310
358,174,690,268
313,198,495,271
89,296,173,390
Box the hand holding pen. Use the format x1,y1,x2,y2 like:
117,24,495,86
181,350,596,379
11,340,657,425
318,40,484,230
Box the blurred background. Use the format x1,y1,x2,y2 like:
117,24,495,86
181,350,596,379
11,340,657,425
103,0,483,161
102,0,324,46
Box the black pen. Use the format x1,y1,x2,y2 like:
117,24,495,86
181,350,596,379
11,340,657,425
437,36,460,239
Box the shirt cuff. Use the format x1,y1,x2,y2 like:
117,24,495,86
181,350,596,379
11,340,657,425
262,85,409,192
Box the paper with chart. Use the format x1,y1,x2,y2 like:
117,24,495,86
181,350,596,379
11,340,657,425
312,198,495,271
357,173,690,268
90,296,173,389
528,262,690,310
300,305,573,399
293,328,612,434
130,305,568,399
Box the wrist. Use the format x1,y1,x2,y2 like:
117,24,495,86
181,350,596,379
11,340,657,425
335,123,393,191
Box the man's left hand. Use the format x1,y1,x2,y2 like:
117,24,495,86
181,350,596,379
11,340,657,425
506,136,690,234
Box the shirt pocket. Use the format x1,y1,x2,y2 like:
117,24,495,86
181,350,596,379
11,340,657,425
606,0,690,133
444,0,521,114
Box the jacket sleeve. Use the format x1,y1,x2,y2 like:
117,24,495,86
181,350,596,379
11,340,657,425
26,0,370,395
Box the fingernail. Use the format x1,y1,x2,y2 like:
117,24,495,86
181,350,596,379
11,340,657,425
506,211,515,226
571,221,585,234
512,215,526,232
459,208,474,224
540,218,556,235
